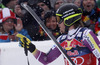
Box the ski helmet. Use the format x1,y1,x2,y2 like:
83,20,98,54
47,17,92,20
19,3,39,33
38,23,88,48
56,3,82,26
56,3,82,32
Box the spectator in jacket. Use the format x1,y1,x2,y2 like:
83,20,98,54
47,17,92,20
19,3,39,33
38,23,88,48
81,0,100,34
44,10,61,38
38,10,61,40
0,8,32,42
14,3,45,41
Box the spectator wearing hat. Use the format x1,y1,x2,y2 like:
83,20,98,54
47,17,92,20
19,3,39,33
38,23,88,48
0,8,32,42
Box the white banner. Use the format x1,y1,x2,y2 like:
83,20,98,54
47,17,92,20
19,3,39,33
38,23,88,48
0,40,64,65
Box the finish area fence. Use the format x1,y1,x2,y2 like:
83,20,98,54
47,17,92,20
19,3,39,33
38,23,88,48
0,36,100,65
0,40,64,65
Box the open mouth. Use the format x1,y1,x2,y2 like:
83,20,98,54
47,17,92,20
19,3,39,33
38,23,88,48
87,5,91,7
86,4,93,11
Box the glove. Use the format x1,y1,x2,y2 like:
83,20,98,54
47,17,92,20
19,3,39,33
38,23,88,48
16,34,36,53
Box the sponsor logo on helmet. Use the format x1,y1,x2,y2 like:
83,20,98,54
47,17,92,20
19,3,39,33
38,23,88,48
62,9,75,18
63,9,74,14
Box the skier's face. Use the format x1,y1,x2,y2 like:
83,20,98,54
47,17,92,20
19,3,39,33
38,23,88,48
58,21,65,33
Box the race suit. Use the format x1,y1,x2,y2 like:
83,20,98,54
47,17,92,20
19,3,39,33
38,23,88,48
32,27,100,65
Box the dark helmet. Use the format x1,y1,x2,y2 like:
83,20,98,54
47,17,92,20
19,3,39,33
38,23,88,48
56,3,82,26
56,3,82,33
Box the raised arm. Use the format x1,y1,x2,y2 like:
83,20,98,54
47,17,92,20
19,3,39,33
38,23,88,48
16,34,61,65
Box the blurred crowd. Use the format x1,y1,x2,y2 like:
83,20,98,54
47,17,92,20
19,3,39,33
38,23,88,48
0,0,100,42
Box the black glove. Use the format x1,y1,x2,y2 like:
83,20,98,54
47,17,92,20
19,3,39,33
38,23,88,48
16,34,36,53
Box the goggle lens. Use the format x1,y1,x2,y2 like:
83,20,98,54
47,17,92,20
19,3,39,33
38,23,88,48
56,16,63,24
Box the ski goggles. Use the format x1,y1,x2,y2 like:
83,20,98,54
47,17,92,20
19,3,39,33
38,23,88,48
56,16,63,24
56,13,82,26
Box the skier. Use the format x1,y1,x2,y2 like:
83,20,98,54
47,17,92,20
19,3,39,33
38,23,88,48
16,3,100,65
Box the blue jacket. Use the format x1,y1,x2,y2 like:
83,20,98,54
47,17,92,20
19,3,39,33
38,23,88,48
0,29,32,42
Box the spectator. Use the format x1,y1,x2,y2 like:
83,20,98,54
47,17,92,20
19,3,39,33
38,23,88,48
0,0,18,11
38,10,61,40
50,0,66,11
0,8,32,42
73,0,81,7
14,2,46,41
36,0,51,11
32,0,52,19
14,4,24,18
33,5,45,19
81,0,100,34
44,10,61,39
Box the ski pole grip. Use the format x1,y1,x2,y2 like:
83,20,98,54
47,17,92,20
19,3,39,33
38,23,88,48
23,37,28,56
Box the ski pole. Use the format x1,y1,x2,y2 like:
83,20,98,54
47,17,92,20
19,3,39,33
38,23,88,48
21,3,75,65
23,37,30,65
